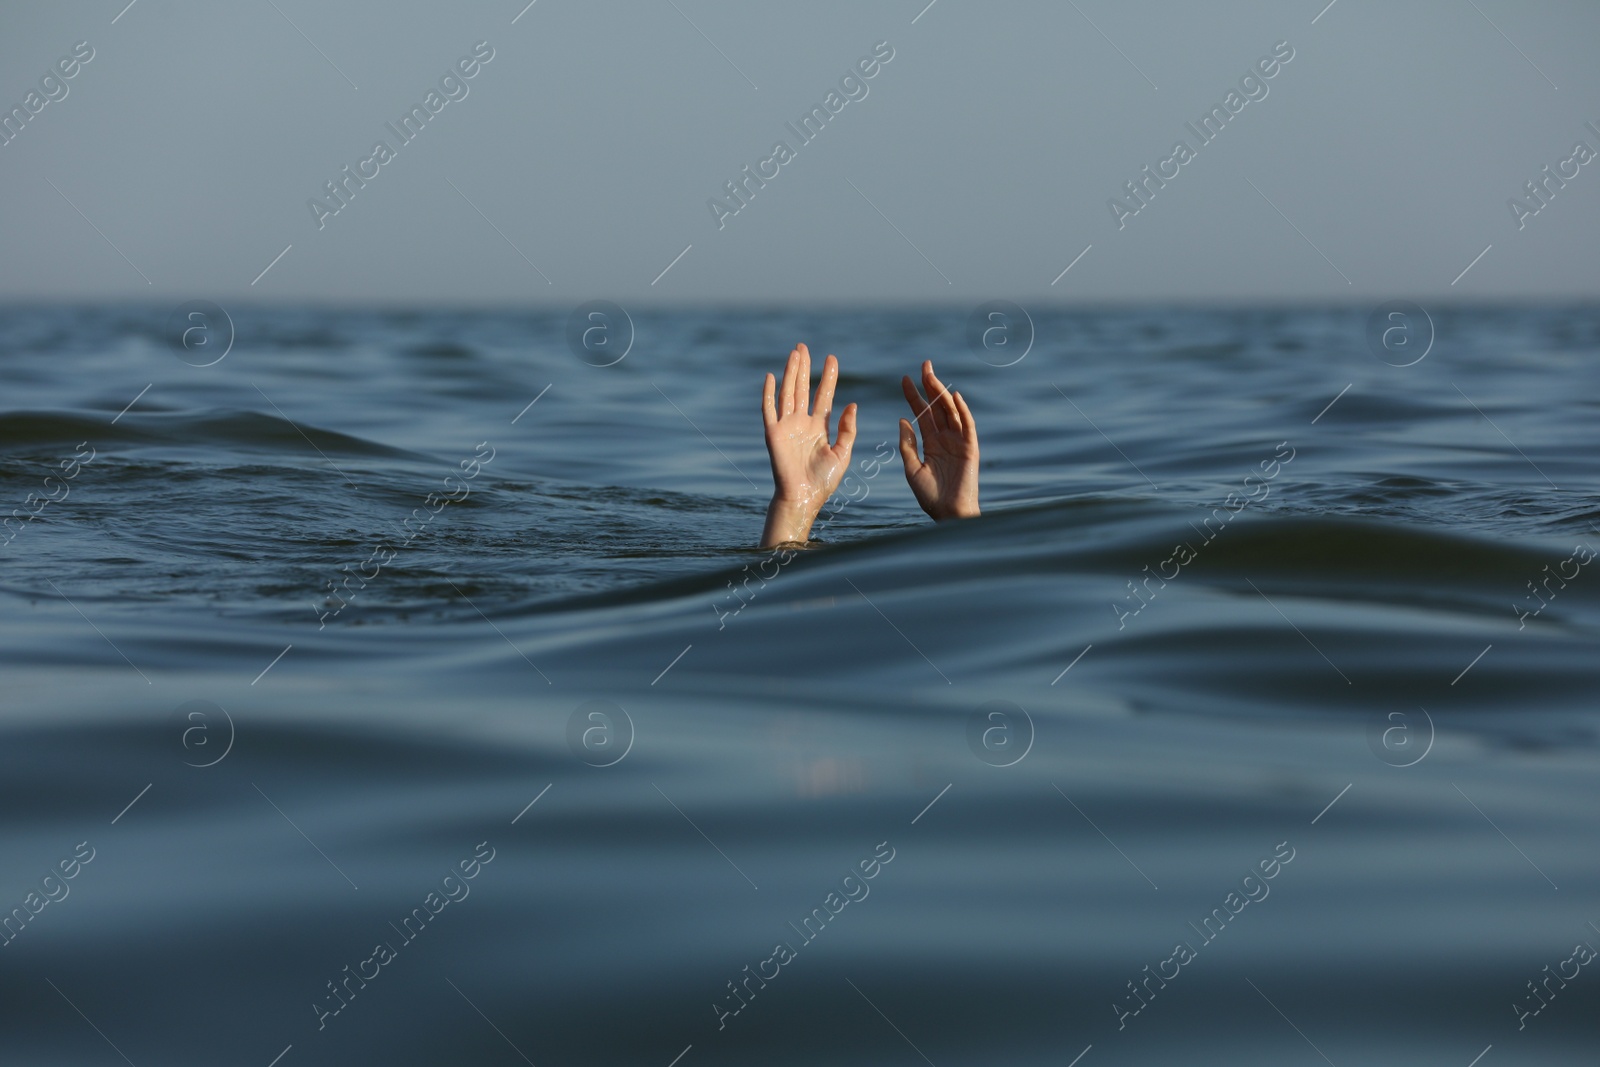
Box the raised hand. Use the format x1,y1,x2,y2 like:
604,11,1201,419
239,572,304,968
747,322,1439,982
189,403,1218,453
759,343,858,547
899,360,979,520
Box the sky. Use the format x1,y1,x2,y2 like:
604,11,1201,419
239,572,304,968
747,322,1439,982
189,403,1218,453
1,0,1597,305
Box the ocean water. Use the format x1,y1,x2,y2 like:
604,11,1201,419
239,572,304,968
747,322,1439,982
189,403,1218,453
2,303,1597,1065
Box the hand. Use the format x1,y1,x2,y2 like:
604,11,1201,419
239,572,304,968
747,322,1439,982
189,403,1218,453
760,343,857,547
899,360,979,520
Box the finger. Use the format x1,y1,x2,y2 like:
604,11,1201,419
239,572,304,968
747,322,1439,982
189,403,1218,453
954,390,978,448
780,347,799,416
902,374,937,438
923,360,960,433
815,354,839,417
833,402,857,457
898,417,921,477
762,372,777,429
913,364,950,433
798,344,811,416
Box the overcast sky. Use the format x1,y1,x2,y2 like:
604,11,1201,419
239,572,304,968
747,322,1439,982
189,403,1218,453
1,0,1596,304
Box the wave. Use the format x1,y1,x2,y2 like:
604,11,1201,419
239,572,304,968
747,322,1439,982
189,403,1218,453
0,408,428,460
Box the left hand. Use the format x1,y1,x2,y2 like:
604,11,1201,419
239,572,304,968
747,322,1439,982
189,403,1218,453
899,359,980,520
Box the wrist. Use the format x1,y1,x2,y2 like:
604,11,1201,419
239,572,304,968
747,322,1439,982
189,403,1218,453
769,492,818,512
928,499,980,521
760,496,818,547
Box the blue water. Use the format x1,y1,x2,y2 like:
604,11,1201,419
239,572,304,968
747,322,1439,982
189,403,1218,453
2,304,1597,1065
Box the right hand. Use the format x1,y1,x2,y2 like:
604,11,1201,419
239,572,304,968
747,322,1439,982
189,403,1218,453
759,343,858,546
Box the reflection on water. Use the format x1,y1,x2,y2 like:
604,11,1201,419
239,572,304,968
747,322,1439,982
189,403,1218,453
1,305,1598,1065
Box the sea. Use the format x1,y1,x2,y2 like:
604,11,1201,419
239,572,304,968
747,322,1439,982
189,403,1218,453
1,303,1597,1065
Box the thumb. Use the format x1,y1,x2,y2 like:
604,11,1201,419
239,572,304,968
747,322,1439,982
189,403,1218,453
833,402,858,457
898,418,920,477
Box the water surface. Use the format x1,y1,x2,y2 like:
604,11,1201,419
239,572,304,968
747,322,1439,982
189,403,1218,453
2,304,1597,1065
